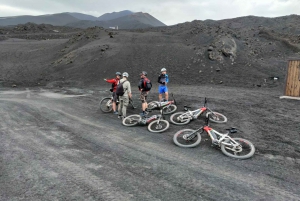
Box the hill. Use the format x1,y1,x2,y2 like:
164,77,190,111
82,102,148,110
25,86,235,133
0,15,299,88
66,12,166,29
0,11,166,29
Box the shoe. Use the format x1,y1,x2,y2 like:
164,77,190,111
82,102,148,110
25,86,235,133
113,111,118,115
140,112,145,117
118,115,121,119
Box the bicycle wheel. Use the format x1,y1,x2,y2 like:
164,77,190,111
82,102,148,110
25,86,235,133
173,129,202,148
148,119,170,133
99,97,113,113
147,101,159,110
221,138,255,159
122,114,141,126
170,112,191,125
206,112,227,123
162,104,177,114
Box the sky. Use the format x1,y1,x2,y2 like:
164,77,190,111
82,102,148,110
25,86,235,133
0,0,299,25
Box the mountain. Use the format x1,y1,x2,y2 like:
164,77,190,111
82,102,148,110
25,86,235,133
66,12,98,21
66,12,166,29
0,13,79,26
0,11,166,29
98,10,133,21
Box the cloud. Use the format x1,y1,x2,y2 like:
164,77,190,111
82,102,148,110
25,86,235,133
0,0,299,25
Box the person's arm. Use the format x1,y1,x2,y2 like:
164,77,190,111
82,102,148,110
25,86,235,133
158,75,162,84
128,82,132,98
105,78,116,84
138,79,143,91
166,74,169,84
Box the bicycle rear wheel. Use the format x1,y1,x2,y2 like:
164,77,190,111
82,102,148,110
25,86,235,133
99,97,113,113
206,112,227,123
162,104,177,114
148,119,169,133
122,114,141,126
147,101,159,110
170,112,191,125
221,138,255,159
173,129,201,148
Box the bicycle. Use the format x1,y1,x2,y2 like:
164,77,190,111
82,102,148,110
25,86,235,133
99,91,136,113
122,103,169,133
147,94,177,114
170,97,227,125
173,114,255,159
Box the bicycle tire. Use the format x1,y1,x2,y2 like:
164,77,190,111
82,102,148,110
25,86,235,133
99,97,113,113
173,129,202,148
148,119,170,133
206,112,227,123
162,104,177,114
220,138,255,159
148,101,159,110
122,114,141,126
170,112,191,125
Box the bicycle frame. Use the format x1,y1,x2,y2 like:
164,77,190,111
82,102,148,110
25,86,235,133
186,116,240,149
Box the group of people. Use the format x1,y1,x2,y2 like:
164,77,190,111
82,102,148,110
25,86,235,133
104,68,169,120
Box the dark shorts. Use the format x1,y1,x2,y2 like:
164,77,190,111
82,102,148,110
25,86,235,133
112,92,118,102
140,91,149,103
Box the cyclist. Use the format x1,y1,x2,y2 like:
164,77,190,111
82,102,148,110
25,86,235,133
104,72,121,114
118,72,132,120
158,68,169,102
138,71,151,116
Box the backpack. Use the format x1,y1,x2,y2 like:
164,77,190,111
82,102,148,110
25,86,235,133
115,80,128,96
143,78,152,91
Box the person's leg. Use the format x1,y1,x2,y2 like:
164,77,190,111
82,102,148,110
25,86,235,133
112,92,118,113
112,102,117,112
122,96,129,118
118,97,123,118
165,86,169,101
158,86,162,101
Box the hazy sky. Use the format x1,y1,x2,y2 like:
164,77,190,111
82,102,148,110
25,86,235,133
0,0,299,25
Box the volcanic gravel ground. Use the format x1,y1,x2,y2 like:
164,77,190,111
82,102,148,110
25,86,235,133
0,85,299,201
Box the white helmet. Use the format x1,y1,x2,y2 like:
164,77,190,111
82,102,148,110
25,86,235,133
122,72,129,77
161,68,167,72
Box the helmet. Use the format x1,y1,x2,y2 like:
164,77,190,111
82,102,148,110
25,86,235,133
122,72,129,77
161,68,167,72
116,72,122,76
141,71,147,76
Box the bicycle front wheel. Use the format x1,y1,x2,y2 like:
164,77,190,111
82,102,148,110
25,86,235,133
170,112,191,125
173,129,201,148
206,112,227,123
99,97,113,113
162,104,177,114
122,114,141,126
221,138,255,159
148,119,169,133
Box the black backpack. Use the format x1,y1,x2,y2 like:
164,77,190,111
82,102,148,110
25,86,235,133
143,78,152,91
115,80,128,96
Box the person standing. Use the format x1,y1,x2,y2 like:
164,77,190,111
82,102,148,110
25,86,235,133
104,72,121,114
118,72,132,119
138,71,152,116
158,68,169,101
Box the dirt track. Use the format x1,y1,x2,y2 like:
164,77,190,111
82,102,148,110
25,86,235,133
1,85,299,200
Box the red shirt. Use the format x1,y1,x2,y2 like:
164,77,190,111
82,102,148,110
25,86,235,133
106,77,120,92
